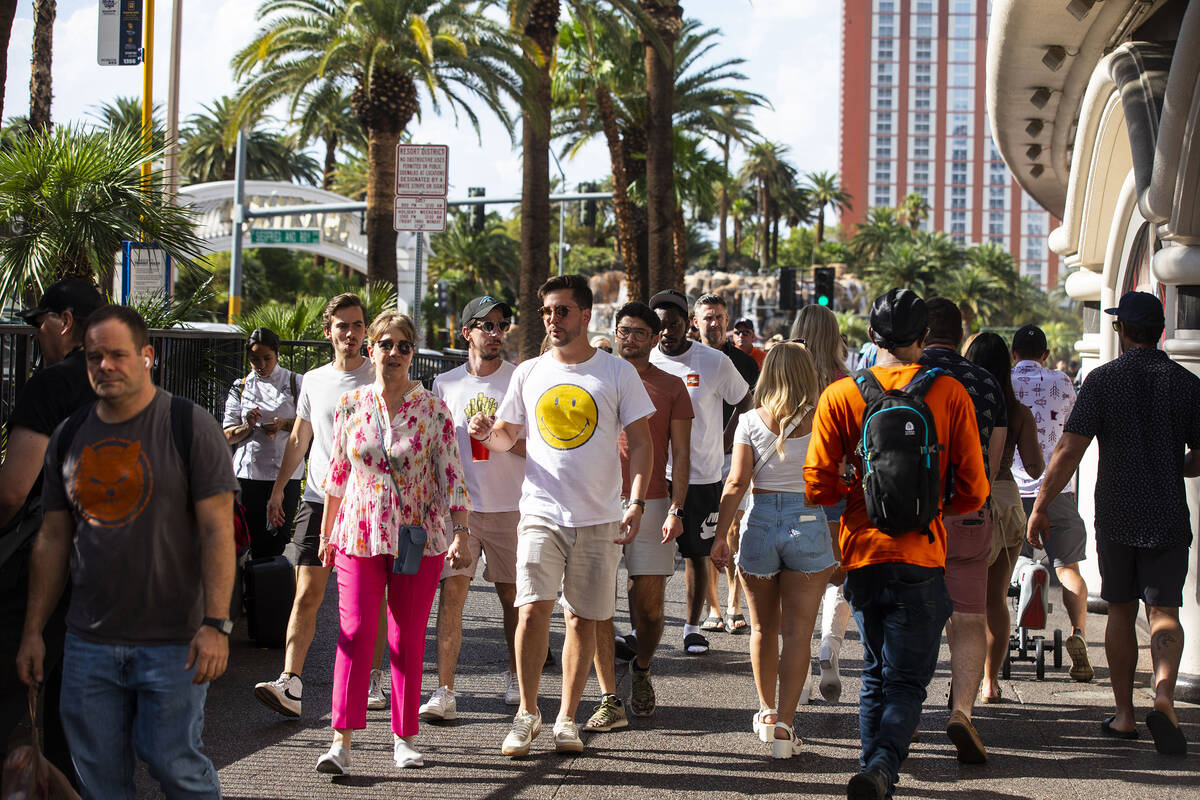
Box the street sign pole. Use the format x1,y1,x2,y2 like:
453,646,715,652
228,129,247,322
411,233,424,341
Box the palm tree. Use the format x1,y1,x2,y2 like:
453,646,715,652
849,205,906,267
739,140,796,271
430,208,521,301
28,0,54,132
178,97,320,185
553,7,643,297
292,82,365,194
933,262,1005,333
805,170,852,254
92,97,165,149
0,1,20,122
912,229,966,277
233,0,522,288
0,125,205,306
639,0,683,293
865,241,934,298
899,191,930,231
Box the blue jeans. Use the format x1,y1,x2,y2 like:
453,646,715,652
737,492,834,577
60,633,220,800
843,563,952,796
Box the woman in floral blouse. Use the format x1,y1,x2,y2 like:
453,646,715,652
315,311,470,775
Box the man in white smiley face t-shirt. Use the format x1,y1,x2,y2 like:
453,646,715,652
468,275,654,757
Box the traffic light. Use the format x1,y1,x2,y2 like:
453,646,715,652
581,182,597,229
778,267,796,310
436,279,450,314
468,186,485,232
813,266,836,310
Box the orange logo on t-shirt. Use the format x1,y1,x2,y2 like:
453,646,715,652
72,439,153,528
686,373,700,387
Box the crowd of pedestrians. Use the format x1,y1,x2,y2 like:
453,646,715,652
2,277,1196,799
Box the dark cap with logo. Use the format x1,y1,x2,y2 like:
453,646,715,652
648,289,690,316
19,278,106,326
1011,324,1048,355
1105,291,1164,324
460,295,513,327
869,288,928,350
733,317,755,333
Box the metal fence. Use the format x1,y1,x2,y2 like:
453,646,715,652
1,325,468,428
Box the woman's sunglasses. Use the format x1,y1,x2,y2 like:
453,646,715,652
374,339,415,355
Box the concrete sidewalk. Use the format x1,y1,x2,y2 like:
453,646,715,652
140,565,1198,799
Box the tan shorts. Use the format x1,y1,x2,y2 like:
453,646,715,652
944,507,993,615
440,510,520,584
623,497,676,577
989,480,1027,565
515,514,622,621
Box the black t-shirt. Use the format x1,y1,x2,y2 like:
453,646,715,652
6,348,97,501
1065,347,1200,548
720,341,759,426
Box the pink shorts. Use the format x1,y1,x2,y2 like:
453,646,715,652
943,507,993,615
439,510,520,585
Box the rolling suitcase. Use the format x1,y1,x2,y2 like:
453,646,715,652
243,555,295,648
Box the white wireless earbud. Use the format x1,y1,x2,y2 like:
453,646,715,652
144,357,151,367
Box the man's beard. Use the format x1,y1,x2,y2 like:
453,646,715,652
702,330,724,348
479,351,501,361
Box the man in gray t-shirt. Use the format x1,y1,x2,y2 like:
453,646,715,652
17,306,237,799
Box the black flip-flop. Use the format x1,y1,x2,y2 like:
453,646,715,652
1146,710,1187,755
614,632,638,662
1100,716,1138,740
683,631,709,655
724,613,749,634
700,614,725,632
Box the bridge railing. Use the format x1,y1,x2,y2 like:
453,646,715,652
0,325,468,427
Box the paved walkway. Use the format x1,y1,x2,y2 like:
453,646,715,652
140,564,1198,799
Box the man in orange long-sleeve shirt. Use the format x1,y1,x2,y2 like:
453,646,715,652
805,289,988,800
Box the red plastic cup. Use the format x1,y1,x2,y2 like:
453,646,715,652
470,437,490,462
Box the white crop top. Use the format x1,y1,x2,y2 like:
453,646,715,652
733,409,812,493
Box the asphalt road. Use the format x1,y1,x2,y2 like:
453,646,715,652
136,561,1198,799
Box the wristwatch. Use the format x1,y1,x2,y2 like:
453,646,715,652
667,506,685,519
202,617,234,636
628,498,646,509
452,523,470,534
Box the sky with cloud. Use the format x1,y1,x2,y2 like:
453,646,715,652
4,0,841,205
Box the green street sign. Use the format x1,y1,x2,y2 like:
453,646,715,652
249,228,321,245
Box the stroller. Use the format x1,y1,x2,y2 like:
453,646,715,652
1001,549,1063,680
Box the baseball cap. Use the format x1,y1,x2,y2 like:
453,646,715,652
459,295,512,327
1105,291,1164,324
648,289,689,316
19,278,106,326
869,288,928,349
733,317,755,333
1011,324,1048,355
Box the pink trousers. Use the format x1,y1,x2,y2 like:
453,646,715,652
331,550,445,736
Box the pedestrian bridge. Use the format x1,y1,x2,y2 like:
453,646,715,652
177,180,425,278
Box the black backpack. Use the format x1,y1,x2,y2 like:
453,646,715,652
853,367,946,540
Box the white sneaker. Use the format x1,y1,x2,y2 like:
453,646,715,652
501,710,542,757
503,670,521,706
255,672,302,718
418,685,457,721
553,718,584,753
367,669,389,710
393,736,424,768
315,742,349,775
818,636,843,703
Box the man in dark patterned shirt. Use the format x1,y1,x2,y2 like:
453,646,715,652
919,298,1007,764
1029,292,1200,756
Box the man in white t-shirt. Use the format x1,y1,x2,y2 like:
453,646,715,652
648,290,752,655
418,296,527,722
1010,324,1092,681
253,294,378,718
469,274,654,757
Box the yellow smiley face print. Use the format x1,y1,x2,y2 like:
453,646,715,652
535,384,598,450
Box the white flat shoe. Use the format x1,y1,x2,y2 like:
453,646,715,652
394,736,424,768
316,743,350,775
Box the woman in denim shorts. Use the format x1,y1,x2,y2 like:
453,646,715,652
710,342,836,759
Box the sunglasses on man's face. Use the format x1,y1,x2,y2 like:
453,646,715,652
374,339,415,355
732,328,754,336
614,326,652,342
539,304,577,320
472,320,511,334
1112,320,1122,333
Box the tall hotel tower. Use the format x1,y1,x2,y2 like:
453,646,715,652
840,0,1059,289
